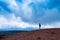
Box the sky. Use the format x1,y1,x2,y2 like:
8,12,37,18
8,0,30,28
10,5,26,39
0,0,60,31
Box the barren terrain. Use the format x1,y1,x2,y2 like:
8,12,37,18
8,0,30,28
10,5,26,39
0,28,60,40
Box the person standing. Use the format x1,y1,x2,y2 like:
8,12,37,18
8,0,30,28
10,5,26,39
39,23,41,29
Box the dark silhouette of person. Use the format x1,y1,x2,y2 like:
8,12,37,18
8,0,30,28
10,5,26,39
39,23,41,29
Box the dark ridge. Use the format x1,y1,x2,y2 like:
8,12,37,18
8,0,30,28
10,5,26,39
0,30,28,35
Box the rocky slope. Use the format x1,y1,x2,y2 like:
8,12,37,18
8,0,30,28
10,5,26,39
0,28,60,40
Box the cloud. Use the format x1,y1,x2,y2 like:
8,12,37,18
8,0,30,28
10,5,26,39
0,14,39,29
13,0,60,24
0,0,60,30
41,22,60,29
39,8,60,24
19,2,60,24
